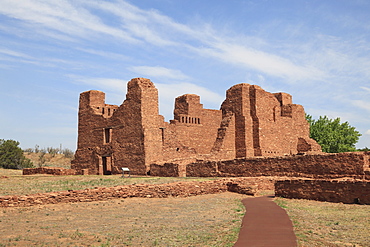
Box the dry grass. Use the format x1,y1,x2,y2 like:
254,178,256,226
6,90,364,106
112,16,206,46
0,193,246,246
275,198,370,247
24,152,72,169
2,168,369,246
0,168,245,246
0,169,215,196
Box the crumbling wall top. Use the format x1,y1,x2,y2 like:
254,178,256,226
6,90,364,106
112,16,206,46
174,94,203,117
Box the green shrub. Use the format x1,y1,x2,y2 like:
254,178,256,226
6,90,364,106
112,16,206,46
0,139,34,169
61,148,74,159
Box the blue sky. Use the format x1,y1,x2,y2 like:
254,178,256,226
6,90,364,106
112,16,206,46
0,0,369,150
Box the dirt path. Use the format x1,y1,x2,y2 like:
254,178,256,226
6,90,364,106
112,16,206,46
234,195,297,247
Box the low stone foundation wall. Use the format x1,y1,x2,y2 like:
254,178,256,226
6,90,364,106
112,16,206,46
275,179,370,205
186,152,369,179
150,163,179,177
23,167,77,176
0,177,274,207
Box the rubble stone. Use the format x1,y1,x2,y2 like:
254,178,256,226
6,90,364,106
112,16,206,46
0,177,274,207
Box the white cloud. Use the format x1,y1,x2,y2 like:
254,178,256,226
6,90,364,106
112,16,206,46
0,0,138,43
351,100,370,112
195,42,326,82
2,0,369,90
304,107,359,124
366,130,370,135
77,48,129,61
360,86,370,93
0,0,333,85
156,82,224,120
93,1,328,83
69,75,128,92
129,66,190,81
85,0,189,46
70,75,130,105
157,82,224,106
0,48,32,58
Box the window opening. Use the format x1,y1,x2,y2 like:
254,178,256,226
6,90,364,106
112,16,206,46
160,127,165,144
104,128,112,144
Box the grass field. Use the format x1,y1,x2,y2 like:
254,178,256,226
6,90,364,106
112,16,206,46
0,193,245,246
0,169,244,246
0,169,215,196
24,152,72,169
1,168,369,246
275,198,370,247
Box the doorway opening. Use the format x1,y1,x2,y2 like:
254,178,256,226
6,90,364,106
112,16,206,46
102,156,112,175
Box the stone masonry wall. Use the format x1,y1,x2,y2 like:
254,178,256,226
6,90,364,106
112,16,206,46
23,167,76,176
186,152,369,179
0,177,274,207
150,163,179,177
219,84,321,158
275,179,370,204
72,78,321,176
72,78,161,176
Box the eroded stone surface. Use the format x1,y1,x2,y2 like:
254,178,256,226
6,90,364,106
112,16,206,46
275,178,370,204
71,78,320,175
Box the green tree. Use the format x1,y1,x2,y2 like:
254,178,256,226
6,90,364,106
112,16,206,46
0,139,34,169
357,147,370,152
306,115,362,153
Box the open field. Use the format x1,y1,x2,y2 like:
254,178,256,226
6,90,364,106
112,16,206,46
275,198,370,247
1,168,369,246
0,193,245,246
0,169,215,196
24,152,72,170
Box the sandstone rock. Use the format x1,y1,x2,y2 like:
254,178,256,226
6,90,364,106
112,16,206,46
227,182,257,196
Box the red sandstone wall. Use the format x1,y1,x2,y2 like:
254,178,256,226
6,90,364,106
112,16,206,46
221,84,254,157
23,167,76,176
275,179,370,204
72,78,162,175
220,83,320,158
73,78,321,175
209,111,237,161
150,163,179,177
164,94,223,157
186,161,219,177
0,178,274,207
186,152,368,179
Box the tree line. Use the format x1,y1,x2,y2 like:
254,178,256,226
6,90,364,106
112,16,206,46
24,144,74,158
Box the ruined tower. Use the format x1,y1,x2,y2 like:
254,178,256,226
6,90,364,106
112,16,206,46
72,78,164,175
220,83,321,157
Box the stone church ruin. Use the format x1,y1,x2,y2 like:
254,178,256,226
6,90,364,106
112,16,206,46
17,77,370,205
71,78,321,176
